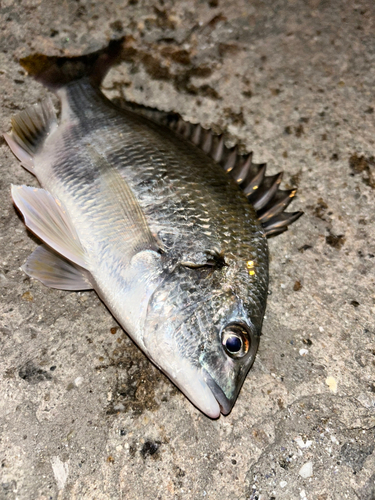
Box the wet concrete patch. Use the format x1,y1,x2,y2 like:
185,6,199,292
18,361,52,384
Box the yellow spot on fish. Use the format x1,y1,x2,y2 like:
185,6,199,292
246,260,255,276
253,185,258,190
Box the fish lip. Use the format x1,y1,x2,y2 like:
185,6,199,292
202,368,234,416
153,357,221,419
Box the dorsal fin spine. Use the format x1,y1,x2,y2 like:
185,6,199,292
82,85,303,237
165,116,303,236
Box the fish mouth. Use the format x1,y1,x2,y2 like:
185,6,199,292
171,365,233,418
155,356,233,418
202,369,234,416
159,357,221,419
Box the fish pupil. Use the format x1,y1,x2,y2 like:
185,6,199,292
225,335,242,353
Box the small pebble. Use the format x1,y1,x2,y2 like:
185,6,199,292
299,461,313,478
21,291,33,302
295,436,312,449
325,376,337,394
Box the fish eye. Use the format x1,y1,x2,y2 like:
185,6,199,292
221,324,251,359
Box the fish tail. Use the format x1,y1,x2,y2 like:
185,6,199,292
19,38,125,90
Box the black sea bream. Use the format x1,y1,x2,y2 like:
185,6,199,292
4,40,302,418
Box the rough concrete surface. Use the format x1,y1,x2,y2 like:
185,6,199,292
0,1,374,499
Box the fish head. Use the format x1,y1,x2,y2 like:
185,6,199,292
143,260,267,418
197,305,261,417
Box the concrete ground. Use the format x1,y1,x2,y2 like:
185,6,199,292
0,1,374,499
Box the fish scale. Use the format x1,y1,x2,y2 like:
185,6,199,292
4,40,301,418
57,81,266,266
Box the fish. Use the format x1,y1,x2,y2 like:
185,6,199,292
4,39,302,418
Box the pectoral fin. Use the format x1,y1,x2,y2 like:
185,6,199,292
23,245,93,290
11,185,87,268
88,147,160,258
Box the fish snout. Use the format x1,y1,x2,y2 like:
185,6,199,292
202,369,235,416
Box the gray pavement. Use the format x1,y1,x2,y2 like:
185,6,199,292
0,1,374,499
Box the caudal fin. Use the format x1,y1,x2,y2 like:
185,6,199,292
19,38,125,90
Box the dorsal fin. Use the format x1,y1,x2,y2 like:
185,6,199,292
15,38,302,237
117,102,303,237
167,115,303,236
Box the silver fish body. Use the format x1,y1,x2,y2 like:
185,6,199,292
5,43,301,417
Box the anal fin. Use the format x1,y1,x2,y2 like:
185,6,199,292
4,98,57,172
23,245,93,291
